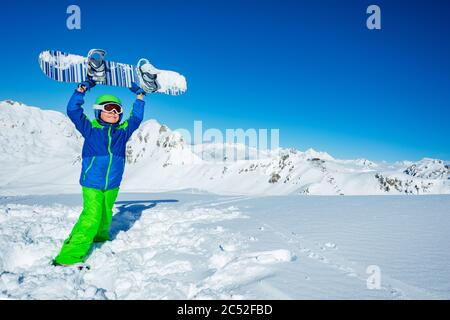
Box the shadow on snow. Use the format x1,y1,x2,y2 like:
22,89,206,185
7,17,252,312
87,199,179,257
109,199,179,240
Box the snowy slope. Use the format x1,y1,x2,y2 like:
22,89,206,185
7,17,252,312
0,100,82,162
1,192,449,299
1,101,450,300
0,100,449,196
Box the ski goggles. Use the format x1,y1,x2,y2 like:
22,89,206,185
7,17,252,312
93,103,123,114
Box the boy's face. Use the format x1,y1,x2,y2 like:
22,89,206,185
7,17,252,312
100,111,120,124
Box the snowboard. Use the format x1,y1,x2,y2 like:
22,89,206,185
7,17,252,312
38,50,187,96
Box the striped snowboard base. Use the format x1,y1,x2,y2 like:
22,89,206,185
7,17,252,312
38,50,187,96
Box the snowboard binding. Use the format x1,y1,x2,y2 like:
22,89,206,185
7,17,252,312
136,58,160,93
87,49,107,83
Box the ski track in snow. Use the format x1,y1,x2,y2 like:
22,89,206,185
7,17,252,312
255,220,438,300
1,193,449,300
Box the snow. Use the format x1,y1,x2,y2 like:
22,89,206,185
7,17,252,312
403,158,449,180
140,63,187,95
1,100,450,299
1,192,449,299
39,51,86,69
0,100,449,197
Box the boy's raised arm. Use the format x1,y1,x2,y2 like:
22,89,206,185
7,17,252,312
124,83,146,138
67,79,96,137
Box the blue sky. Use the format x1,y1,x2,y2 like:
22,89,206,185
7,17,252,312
0,0,449,161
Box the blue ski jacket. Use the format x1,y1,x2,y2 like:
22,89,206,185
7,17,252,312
67,90,145,190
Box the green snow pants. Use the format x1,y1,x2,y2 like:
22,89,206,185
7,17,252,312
54,186,119,265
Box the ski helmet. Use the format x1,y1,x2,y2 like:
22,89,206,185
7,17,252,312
95,94,122,106
94,94,123,123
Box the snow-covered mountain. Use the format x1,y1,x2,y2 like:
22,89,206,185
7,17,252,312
1,100,449,196
0,100,82,163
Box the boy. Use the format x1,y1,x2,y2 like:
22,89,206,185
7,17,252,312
53,78,146,266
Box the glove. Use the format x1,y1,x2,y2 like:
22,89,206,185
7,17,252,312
78,77,96,92
130,82,146,95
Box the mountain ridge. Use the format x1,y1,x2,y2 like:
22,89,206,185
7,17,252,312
1,100,449,196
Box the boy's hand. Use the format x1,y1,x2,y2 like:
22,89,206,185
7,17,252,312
130,82,146,97
77,77,96,93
